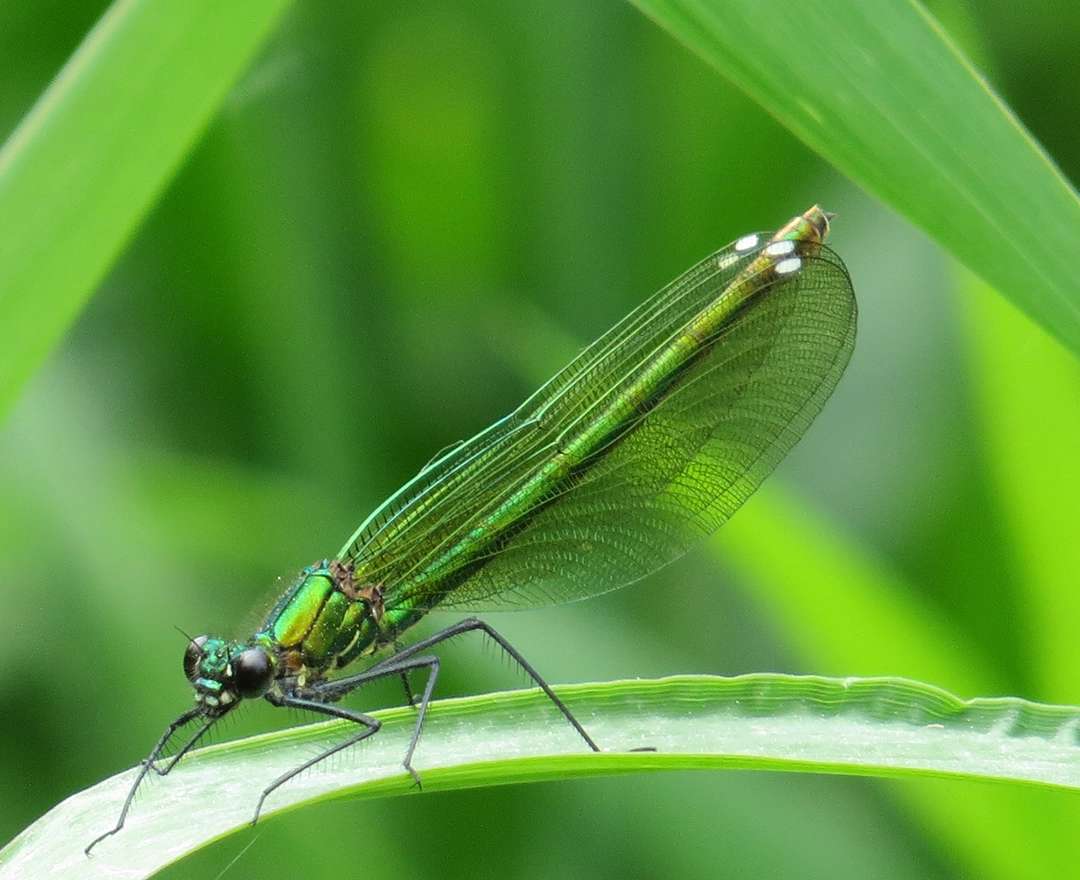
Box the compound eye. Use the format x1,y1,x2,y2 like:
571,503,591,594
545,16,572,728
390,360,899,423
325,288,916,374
183,635,210,683
234,648,273,699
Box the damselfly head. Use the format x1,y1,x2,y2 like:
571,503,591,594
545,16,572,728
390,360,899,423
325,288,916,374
182,634,210,683
183,635,275,714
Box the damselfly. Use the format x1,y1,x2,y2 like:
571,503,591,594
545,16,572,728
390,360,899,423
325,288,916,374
87,205,856,855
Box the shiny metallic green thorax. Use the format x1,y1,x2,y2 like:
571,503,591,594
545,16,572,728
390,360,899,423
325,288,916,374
258,560,421,686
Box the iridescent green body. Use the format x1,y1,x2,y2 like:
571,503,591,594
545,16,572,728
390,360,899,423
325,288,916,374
88,205,856,855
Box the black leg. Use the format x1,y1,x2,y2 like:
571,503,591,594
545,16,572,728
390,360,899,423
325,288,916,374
271,648,448,789
317,648,444,778
308,616,599,765
399,670,418,707
149,715,217,776
368,617,600,752
254,693,385,824
251,617,599,821
85,706,213,856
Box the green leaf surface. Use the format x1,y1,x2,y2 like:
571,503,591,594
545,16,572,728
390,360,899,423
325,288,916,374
714,488,1002,697
960,266,1080,706
713,486,1080,880
629,0,1080,356
5,674,1080,879
0,0,293,423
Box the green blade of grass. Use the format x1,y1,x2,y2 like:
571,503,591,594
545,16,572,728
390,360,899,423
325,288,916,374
960,266,1080,707
713,486,1080,880
629,0,1080,357
0,0,293,423
5,674,1080,879
714,487,1002,697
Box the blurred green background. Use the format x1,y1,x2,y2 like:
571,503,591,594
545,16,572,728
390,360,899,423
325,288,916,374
2,0,1080,877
